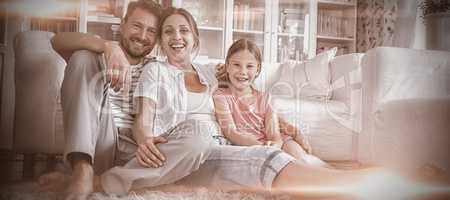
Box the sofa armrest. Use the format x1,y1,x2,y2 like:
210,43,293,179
13,31,66,154
359,47,450,166
360,98,450,171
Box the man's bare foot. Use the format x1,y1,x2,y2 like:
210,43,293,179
38,171,70,192
64,161,94,200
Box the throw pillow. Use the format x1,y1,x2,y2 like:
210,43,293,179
299,47,337,100
269,61,307,99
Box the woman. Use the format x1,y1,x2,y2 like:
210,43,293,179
126,7,448,199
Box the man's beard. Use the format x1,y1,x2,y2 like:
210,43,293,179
120,37,152,59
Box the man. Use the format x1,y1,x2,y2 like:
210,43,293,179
40,0,215,199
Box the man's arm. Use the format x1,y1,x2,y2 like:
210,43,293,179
52,32,130,91
51,32,107,62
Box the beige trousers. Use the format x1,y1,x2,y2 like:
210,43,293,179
61,50,294,196
61,51,215,194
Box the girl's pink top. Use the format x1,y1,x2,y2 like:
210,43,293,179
213,88,273,142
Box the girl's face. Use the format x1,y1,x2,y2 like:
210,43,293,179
160,14,195,65
226,50,260,92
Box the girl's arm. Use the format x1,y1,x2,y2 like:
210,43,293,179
264,108,283,149
132,97,167,168
213,95,263,146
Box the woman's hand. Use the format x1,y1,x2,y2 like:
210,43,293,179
104,41,131,92
135,136,168,168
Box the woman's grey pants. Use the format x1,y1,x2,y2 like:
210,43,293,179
61,50,295,195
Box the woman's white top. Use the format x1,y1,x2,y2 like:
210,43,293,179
185,90,216,121
133,61,219,136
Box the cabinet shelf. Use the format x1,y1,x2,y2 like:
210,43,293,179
32,16,78,21
24,0,357,63
278,33,305,37
87,16,121,24
317,35,354,42
198,26,224,31
318,0,356,8
233,29,264,35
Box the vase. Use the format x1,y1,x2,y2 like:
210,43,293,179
425,13,450,51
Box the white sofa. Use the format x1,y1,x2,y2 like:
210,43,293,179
13,31,450,172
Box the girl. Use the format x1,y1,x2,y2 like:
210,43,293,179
214,39,328,167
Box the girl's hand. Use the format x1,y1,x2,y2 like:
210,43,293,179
265,140,283,149
294,134,313,154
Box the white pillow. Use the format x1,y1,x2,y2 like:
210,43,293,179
269,62,307,99
271,47,337,100
300,47,337,100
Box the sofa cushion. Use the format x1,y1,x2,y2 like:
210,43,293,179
272,97,358,161
362,47,450,105
359,47,450,170
13,31,66,154
269,62,306,98
253,62,282,92
368,99,450,171
270,48,337,100
302,47,337,100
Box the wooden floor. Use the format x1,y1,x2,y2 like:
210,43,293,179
0,149,365,186
0,149,64,185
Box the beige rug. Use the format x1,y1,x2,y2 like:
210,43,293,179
0,182,292,200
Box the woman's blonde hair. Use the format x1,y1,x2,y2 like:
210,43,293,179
216,39,262,88
158,7,200,56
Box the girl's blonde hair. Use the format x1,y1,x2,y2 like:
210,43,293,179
216,39,262,88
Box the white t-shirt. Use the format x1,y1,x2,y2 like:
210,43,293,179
107,59,154,128
133,61,219,136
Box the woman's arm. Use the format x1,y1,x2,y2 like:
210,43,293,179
213,95,263,146
133,97,167,168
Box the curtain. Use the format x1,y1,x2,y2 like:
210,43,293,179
356,0,426,52
356,0,398,52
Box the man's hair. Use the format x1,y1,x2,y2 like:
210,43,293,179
123,0,162,22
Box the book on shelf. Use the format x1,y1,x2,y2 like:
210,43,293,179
279,8,305,34
233,4,263,31
317,9,353,38
30,18,77,33
89,0,127,18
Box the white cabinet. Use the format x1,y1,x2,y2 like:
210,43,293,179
316,0,357,56
18,0,357,63
171,0,357,63
172,0,227,60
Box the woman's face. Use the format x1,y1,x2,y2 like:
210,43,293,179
160,14,196,65
226,50,260,91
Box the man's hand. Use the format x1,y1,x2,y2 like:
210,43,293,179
104,41,130,92
136,136,168,168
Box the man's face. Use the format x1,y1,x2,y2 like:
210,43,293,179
120,8,158,59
